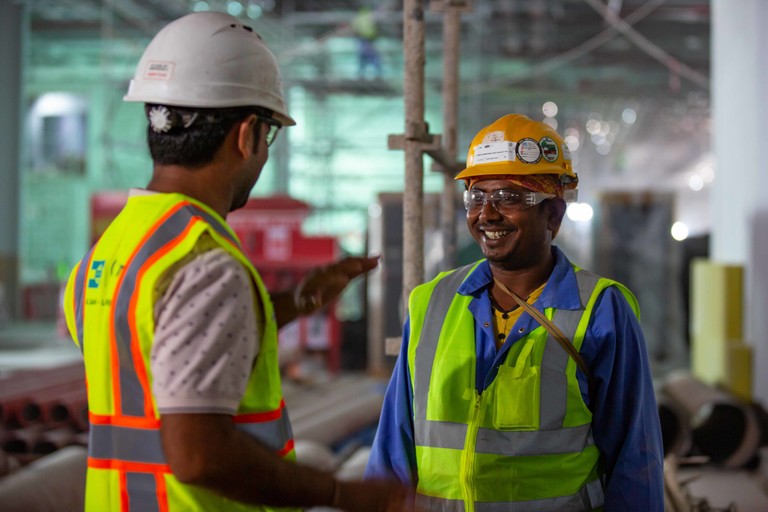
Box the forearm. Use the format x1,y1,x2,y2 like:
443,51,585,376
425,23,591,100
163,414,333,508
162,414,410,511
271,290,301,329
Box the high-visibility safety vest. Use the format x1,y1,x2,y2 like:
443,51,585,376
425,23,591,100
63,192,296,512
407,261,639,512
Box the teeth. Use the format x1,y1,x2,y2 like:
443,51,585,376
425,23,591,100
484,230,509,240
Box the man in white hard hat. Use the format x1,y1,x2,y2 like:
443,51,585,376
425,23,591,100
365,114,664,510
63,11,416,512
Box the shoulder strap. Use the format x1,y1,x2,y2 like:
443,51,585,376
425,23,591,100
493,278,591,380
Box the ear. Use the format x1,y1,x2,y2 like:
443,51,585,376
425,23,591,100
546,198,567,239
236,115,259,159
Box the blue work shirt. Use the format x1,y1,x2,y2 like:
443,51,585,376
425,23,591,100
365,246,665,511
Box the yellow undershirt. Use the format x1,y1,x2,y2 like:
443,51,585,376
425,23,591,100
492,281,547,350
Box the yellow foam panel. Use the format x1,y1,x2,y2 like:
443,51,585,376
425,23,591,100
690,259,750,397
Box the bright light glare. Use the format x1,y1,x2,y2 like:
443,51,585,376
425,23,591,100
671,222,689,241
33,92,84,116
193,1,209,11
542,101,558,117
586,119,602,135
227,1,243,16
543,117,558,130
565,135,580,151
596,143,611,155
622,108,637,125
688,174,704,191
246,4,263,18
699,165,715,182
566,202,593,222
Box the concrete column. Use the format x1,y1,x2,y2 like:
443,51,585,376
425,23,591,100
711,0,768,404
0,0,26,321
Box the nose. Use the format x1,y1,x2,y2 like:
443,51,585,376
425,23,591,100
477,197,501,219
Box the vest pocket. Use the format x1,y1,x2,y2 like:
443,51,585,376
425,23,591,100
492,364,541,430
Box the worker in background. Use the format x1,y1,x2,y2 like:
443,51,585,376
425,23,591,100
62,11,418,512
350,6,383,80
365,114,664,510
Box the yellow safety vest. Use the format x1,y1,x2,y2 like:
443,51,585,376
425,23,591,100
407,262,639,512
63,192,295,512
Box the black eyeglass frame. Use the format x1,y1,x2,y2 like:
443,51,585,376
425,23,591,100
257,116,282,147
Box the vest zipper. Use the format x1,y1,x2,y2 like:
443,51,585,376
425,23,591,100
461,391,482,512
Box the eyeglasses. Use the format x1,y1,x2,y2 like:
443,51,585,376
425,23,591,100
463,188,555,214
258,116,282,147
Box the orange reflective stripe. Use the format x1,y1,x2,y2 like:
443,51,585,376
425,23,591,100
89,412,161,429
277,438,295,457
109,201,189,418
119,470,129,512
155,471,169,512
128,215,202,419
88,457,171,473
234,399,285,423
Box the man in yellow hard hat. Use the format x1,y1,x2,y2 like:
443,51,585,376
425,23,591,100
365,114,664,510
62,11,418,512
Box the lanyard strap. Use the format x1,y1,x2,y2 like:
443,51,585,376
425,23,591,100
493,278,591,380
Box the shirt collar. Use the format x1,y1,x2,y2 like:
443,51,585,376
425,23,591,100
457,246,583,311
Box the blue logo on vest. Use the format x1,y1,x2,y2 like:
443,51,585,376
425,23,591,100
88,260,106,289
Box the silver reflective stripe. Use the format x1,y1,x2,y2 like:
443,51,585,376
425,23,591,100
125,472,160,512
574,270,601,306
585,478,605,508
539,270,600,429
73,248,94,353
413,264,476,421
415,419,467,450
113,204,237,417
475,423,593,455
88,423,166,465
236,413,293,451
474,483,596,512
418,495,465,512
418,419,593,455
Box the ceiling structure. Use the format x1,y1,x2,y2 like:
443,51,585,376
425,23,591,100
22,0,714,235
25,0,711,95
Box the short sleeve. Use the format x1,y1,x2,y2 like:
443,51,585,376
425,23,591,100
151,248,261,415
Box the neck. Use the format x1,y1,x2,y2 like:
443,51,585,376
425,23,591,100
147,164,233,218
489,250,554,309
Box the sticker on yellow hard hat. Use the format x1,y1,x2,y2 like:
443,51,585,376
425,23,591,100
516,138,542,164
474,141,516,165
540,137,559,162
481,130,506,144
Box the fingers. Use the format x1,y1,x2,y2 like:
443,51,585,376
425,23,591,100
334,255,381,278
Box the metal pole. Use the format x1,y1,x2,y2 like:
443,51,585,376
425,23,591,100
402,0,426,307
440,7,461,270
0,0,25,321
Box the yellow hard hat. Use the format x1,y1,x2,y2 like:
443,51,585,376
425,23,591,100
455,114,577,187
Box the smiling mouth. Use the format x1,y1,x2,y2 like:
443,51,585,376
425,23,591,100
483,230,510,240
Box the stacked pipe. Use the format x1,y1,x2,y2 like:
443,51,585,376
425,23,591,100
658,370,768,468
0,362,88,472
284,374,384,446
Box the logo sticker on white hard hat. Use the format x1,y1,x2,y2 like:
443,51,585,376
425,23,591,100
144,61,174,80
516,138,542,164
539,137,559,162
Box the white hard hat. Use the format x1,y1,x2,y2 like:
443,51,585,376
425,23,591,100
124,11,296,126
